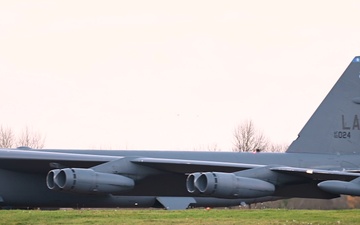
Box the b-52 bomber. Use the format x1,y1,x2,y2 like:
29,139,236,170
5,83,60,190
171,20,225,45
1,56,360,210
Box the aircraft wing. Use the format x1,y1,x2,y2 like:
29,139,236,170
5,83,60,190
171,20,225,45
2,149,359,183
131,157,360,181
0,149,121,173
0,149,263,174
130,157,360,199
271,166,360,181
131,157,263,173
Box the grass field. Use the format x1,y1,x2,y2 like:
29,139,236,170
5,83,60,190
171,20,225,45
0,209,359,225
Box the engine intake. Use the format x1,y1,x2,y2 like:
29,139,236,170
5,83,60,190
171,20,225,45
186,172,275,198
46,168,134,194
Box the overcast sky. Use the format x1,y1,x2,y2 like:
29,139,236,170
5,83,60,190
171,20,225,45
1,1,360,150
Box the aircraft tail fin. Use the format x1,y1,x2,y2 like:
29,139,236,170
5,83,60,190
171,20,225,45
286,57,360,154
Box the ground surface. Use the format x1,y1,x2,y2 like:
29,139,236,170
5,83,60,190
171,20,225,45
0,209,358,225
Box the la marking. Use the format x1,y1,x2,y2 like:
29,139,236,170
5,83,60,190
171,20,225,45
342,115,360,130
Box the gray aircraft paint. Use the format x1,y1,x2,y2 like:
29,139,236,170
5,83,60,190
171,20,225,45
287,57,360,154
0,57,360,210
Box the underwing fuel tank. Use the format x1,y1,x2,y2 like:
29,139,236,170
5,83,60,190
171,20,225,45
46,168,134,194
186,172,275,198
318,179,360,196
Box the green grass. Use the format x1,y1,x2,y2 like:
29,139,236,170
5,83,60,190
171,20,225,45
0,209,359,225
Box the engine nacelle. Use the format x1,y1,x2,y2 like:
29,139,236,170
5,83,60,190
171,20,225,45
186,172,275,198
318,180,360,196
46,168,134,194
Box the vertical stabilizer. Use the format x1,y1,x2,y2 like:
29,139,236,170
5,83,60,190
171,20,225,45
287,57,360,154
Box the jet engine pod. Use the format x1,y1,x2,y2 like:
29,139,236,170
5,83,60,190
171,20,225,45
186,172,201,194
46,168,135,194
318,180,360,196
186,172,275,198
46,169,61,191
